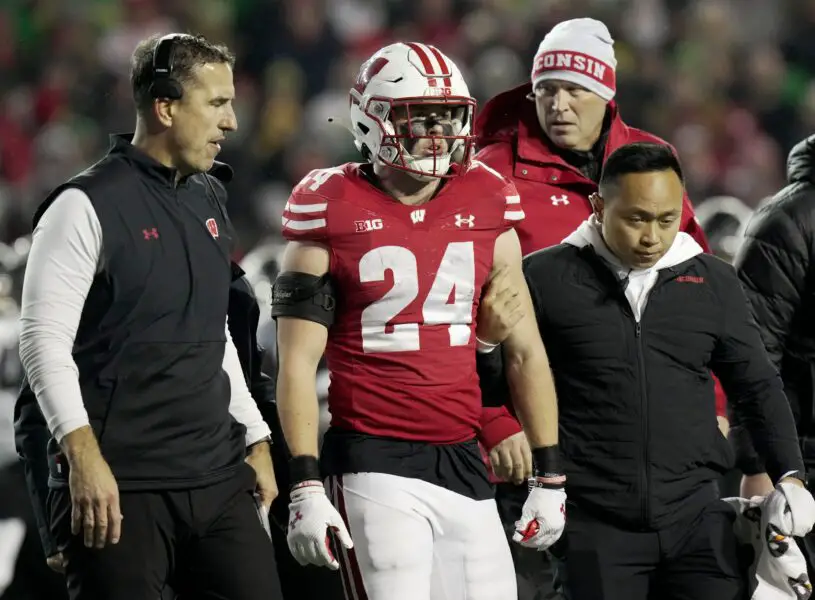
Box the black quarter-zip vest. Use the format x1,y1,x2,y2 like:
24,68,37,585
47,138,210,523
36,135,244,490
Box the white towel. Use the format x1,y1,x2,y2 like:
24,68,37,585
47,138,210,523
723,496,812,600
0,518,25,597
254,494,272,539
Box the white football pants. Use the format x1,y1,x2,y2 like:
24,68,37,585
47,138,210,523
325,472,517,600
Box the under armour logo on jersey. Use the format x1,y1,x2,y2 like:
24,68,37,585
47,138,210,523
289,510,303,531
455,214,475,228
142,227,159,240
411,209,426,224
551,195,570,206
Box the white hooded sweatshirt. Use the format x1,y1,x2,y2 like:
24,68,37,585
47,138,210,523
561,214,704,322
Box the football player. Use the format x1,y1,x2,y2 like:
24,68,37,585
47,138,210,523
272,42,564,600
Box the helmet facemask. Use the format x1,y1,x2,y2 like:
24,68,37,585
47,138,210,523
363,96,476,182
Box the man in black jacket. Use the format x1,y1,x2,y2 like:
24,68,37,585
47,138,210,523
14,265,345,600
17,34,280,599
732,134,815,569
480,142,815,600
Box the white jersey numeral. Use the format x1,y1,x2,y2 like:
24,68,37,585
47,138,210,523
359,242,476,353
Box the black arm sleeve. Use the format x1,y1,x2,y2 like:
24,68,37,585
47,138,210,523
13,382,58,558
709,264,804,482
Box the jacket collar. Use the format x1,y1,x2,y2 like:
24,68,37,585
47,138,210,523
108,133,184,187
562,214,704,278
107,134,234,187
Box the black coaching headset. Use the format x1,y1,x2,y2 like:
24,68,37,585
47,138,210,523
149,33,192,100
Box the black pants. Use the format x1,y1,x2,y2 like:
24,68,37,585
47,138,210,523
553,500,744,600
495,483,561,600
0,461,67,600
49,463,283,600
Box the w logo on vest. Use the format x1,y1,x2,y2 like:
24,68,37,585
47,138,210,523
205,218,219,239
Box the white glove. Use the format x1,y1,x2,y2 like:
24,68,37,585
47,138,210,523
513,480,566,551
763,480,815,538
287,480,354,570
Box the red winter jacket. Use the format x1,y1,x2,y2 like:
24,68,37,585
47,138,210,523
474,83,727,452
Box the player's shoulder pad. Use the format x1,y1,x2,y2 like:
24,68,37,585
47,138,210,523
290,164,355,203
462,159,521,216
465,159,518,196
467,159,514,185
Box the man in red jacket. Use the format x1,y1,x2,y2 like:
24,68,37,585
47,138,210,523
472,18,727,600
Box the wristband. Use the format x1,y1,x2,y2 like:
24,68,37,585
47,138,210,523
476,336,499,354
778,470,808,487
289,455,321,486
532,446,566,488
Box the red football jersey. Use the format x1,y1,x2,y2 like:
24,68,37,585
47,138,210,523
281,162,523,443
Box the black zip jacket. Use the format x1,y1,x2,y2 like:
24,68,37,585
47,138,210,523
480,244,802,530
13,265,289,558
733,135,815,474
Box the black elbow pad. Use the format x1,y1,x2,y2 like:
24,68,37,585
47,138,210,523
271,272,336,328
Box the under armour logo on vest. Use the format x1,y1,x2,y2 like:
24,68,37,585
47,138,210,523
550,195,569,206
142,228,159,240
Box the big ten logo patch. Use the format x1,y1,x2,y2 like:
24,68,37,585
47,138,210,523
354,218,384,233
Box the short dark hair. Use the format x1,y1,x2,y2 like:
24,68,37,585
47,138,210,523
599,142,684,192
130,33,235,113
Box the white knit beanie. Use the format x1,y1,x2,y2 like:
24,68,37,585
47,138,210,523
531,18,617,101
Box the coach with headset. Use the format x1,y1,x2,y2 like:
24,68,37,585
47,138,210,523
17,33,282,599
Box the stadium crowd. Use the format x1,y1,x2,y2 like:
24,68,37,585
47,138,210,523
2,0,815,252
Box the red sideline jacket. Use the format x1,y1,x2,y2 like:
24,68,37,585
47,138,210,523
475,83,727,453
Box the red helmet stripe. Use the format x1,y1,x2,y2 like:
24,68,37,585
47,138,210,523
405,42,438,87
427,45,453,87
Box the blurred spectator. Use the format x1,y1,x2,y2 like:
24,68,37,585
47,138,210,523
1,0,812,254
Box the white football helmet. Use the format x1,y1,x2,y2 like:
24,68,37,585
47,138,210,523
348,42,476,181
694,195,754,262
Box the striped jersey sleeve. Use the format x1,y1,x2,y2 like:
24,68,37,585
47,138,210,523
281,191,329,242
502,184,525,229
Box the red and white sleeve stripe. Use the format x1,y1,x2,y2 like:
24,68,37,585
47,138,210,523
504,193,525,223
281,194,328,241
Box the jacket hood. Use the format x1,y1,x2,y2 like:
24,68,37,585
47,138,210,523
475,83,535,148
787,135,815,184
562,215,704,277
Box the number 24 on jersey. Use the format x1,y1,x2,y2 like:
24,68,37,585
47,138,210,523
359,242,476,354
